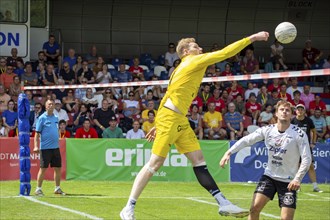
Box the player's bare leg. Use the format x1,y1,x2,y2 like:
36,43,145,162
248,193,270,220
35,168,47,196
308,164,322,192
280,207,295,220
120,153,165,220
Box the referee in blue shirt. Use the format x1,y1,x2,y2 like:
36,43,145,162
33,99,65,196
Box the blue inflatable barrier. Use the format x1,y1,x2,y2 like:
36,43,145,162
17,93,31,196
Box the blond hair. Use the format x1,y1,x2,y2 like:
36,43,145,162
275,100,294,113
176,38,196,59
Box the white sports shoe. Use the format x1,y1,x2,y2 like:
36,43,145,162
219,203,249,218
120,207,136,220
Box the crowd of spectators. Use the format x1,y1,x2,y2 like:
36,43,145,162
1,35,330,142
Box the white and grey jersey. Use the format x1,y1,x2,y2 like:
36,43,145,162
229,124,311,183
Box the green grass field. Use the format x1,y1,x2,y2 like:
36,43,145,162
0,181,329,220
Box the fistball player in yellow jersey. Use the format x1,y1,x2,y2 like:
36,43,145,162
120,31,269,220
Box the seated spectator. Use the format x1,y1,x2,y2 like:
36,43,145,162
0,118,8,137
191,95,203,114
75,118,98,138
73,55,83,74
8,76,21,101
199,84,212,112
59,61,76,84
224,102,245,141
0,58,7,74
203,102,226,140
240,48,259,74
77,60,95,84
165,42,179,70
29,103,44,135
227,81,244,101
53,99,69,122
258,104,273,127
302,40,323,70
128,57,145,80
35,62,46,84
220,90,230,106
103,89,118,112
85,45,98,68
74,78,90,100
322,55,330,69
52,79,67,102
144,75,163,100
310,108,327,141
286,77,302,98
102,116,124,138
168,59,181,78
300,85,314,111
142,110,156,134
21,62,38,86
256,85,271,110
126,120,145,139
0,64,17,91
43,34,61,67
96,64,113,84
13,60,25,77
123,91,140,118
59,120,71,138
221,63,234,77
188,104,203,140
63,89,78,113
92,56,105,76
73,103,92,130
25,90,36,111
93,99,116,137
62,48,77,69
245,93,261,125
309,94,327,117
278,83,292,102
233,93,246,115
141,100,157,122
207,88,226,114
244,82,260,102
82,88,99,111
6,48,24,69
290,90,305,108
270,39,288,71
41,63,58,86
2,100,18,137
267,78,281,94
115,63,132,82
205,64,220,77
32,51,46,72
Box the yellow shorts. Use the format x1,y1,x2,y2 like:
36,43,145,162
152,107,200,157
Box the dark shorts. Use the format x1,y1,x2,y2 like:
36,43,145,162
40,148,62,168
254,175,297,209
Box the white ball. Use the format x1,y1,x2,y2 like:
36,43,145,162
275,22,297,44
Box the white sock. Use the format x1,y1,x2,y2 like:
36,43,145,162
214,192,231,206
55,186,61,191
312,182,318,189
36,187,42,191
126,197,136,209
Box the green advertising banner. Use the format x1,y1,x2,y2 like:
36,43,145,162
66,139,229,182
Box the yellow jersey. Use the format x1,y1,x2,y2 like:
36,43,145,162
203,111,223,128
158,37,251,115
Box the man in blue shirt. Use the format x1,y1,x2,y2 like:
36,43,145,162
224,102,245,140
33,99,65,196
43,34,61,67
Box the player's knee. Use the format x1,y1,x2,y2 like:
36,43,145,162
249,205,262,215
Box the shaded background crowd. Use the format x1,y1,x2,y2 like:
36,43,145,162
1,35,330,141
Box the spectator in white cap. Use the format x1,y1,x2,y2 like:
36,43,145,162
53,99,69,122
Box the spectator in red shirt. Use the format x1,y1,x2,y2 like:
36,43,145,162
245,93,261,125
221,63,234,77
290,90,305,108
75,118,98,138
128,57,145,80
278,83,292,102
302,40,323,69
240,49,259,74
309,94,327,117
59,120,71,138
227,81,244,101
207,88,226,114
267,78,280,94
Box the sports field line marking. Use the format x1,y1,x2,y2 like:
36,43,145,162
23,196,103,220
186,197,281,219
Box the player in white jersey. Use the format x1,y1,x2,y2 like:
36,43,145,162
220,100,311,220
